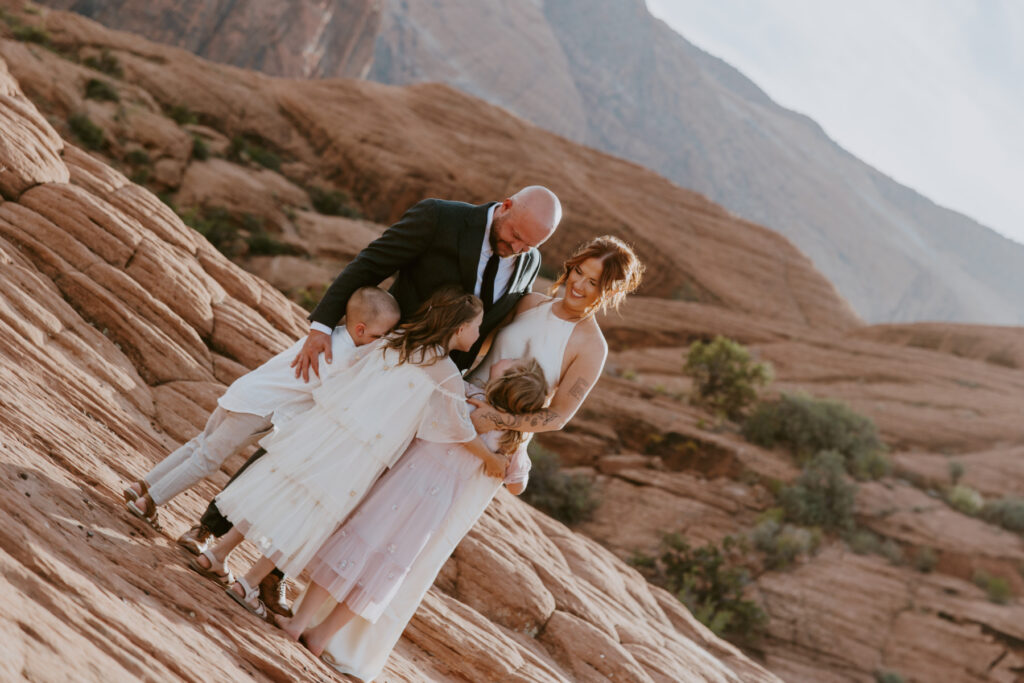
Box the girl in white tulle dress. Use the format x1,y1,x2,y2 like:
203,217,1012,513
198,288,505,619
272,356,548,647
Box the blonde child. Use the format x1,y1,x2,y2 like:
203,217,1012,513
199,287,502,619
275,356,546,653
123,286,400,529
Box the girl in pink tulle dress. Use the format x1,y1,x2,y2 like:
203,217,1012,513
274,356,548,648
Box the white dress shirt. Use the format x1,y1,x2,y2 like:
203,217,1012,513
311,203,515,335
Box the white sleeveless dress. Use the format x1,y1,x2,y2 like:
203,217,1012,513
311,299,579,680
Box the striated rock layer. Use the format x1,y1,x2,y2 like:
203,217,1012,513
0,25,781,683
36,0,1024,325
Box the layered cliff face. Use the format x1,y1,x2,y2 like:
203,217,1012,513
3,5,1024,683
0,30,783,683
37,0,1024,325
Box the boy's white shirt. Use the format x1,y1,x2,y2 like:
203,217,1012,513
217,327,357,421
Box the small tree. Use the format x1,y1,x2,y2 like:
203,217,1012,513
683,336,772,419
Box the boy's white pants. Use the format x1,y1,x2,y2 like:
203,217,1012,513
143,407,271,506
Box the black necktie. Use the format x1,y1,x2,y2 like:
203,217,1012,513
480,254,499,309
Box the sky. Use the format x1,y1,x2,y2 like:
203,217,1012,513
645,0,1024,246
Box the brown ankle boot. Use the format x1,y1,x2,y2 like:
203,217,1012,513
259,573,292,618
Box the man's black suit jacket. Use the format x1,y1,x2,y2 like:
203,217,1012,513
309,198,541,370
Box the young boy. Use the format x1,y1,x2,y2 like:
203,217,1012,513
123,286,400,529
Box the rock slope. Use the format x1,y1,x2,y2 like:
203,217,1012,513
0,20,782,683
36,0,1024,325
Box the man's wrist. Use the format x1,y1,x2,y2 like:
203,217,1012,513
310,322,333,336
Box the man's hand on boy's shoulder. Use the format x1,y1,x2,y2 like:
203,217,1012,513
291,329,333,382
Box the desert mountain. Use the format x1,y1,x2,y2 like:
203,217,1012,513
2,4,1024,682
36,0,1024,326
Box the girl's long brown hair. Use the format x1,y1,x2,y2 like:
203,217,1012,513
385,286,483,365
548,235,645,317
484,357,549,454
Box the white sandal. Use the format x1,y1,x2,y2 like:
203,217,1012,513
226,577,271,621
188,548,234,585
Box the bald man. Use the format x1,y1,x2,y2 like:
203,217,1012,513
293,186,561,374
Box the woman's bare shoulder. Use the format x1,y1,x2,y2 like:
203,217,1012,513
569,316,607,357
516,291,552,313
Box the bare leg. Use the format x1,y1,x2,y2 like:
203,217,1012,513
302,601,357,656
274,582,332,641
209,528,245,564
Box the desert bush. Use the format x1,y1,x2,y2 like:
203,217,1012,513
948,459,965,484
228,135,281,171
777,451,856,531
913,547,938,573
191,135,210,161
83,50,123,77
850,450,891,481
520,442,598,525
874,672,905,683
167,104,197,126
683,336,772,419
84,78,119,102
68,113,105,150
981,497,1024,533
946,484,983,516
973,571,1013,605
846,529,881,555
178,207,243,257
633,534,766,640
742,393,884,469
125,148,151,166
751,520,821,569
12,23,50,45
879,538,903,565
308,185,362,218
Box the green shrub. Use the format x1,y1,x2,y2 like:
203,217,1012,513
191,135,210,161
294,284,327,312
850,450,891,481
84,78,119,102
913,547,938,573
879,538,903,565
751,520,820,569
947,484,983,516
948,459,965,484
167,104,197,126
12,23,50,45
125,148,151,166
83,50,123,77
68,113,105,150
846,529,881,555
130,168,150,185
778,451,856,531
178,206,243,257
874,672,906,683
973,571,1013,605
683,336,772,419
635,534,766,641
227,135,281,171
245,230,300,256
308,185,362,218
520,442,598,525
981,497,1024,533
742,393,884,468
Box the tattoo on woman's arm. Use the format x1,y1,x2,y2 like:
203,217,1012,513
487,410,518,429
568,378,589,400
527,409,561,427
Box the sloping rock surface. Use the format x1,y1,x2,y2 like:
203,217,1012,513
0,33,780,683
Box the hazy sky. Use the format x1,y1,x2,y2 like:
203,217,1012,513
645,0,1024,246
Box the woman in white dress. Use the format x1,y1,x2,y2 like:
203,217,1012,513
309,235,645,679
